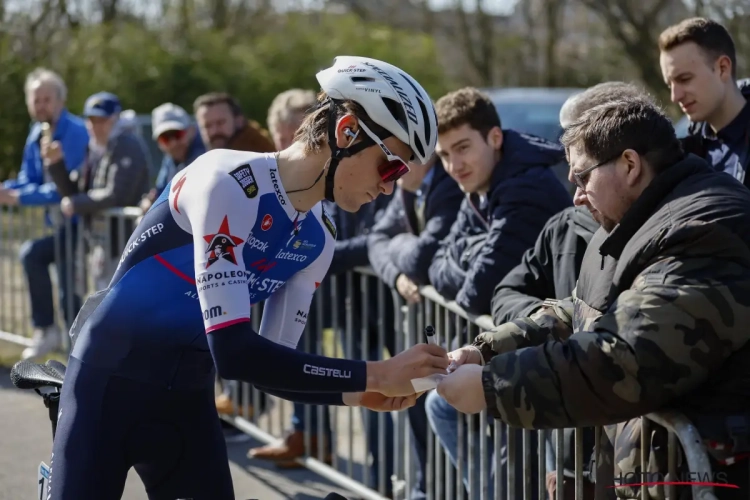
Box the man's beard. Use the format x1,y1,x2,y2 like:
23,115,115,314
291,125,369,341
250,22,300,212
209,134,230,149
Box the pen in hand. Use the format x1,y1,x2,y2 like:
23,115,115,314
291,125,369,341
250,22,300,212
423,325,437,346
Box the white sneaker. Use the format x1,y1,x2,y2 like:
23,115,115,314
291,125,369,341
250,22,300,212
21,327,62,360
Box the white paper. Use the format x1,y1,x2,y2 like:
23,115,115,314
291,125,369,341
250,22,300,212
411,374,446,392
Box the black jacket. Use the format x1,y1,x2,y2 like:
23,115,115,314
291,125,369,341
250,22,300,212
491,205,598,325
428,130,573,315
367,162,463,287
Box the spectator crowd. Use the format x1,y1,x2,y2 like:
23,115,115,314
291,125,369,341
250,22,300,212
2,15,750,500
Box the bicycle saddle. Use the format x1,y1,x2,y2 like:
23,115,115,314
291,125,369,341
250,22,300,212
10,359,65,390
45,359,67,380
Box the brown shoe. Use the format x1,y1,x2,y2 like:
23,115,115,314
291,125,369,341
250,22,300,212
248,430,332,467
215,394,254,419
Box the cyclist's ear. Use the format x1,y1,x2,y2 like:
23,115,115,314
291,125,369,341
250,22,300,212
334,113,359,149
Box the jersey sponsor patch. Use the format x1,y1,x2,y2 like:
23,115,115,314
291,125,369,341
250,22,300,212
228,164,259,198
322,210,336,238
203,215,244,268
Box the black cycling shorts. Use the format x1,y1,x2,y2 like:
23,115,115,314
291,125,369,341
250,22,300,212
48,356,234,500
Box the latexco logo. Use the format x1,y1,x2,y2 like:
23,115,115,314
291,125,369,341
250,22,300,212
275,249,307,263
269,168,286,205
610,471,739,491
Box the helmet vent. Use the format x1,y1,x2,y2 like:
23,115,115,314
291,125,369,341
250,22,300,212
380,96,408,131
416,98,431,145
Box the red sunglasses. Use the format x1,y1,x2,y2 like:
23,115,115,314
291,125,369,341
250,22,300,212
358,121,411,183
157,129,187,147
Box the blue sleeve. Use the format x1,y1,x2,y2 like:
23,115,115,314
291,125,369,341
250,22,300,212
209,322,367,393
17,182,63,205
61,128,89,173
367,195,407,286
455,179,572,315
5,141,36,189
427,205,469,300
391,182,462,285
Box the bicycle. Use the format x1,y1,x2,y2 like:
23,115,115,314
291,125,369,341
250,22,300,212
9,359,354,500
9,358,66,499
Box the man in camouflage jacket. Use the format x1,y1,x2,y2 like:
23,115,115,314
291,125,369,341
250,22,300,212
437,96,750,499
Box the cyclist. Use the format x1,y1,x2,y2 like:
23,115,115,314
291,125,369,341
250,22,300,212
48,56,447,500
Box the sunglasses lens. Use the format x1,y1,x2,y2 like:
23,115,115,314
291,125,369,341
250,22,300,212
158,129,185,145
378,159,410,183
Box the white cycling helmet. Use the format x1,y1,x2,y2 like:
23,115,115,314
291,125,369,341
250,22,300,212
315,56,438,165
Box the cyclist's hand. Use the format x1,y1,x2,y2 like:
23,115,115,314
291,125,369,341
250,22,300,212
343,392,418,412
447,345,483,373
368,343,449,397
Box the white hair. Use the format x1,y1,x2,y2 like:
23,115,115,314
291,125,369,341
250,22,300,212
267,88,317,132
559,82,650,128
24,67,67,101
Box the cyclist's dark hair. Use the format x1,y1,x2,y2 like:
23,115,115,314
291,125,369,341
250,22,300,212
294,91,387,154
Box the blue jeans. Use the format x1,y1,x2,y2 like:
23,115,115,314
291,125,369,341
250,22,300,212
426,390,495,499
20,225,81,329
426,391,544,500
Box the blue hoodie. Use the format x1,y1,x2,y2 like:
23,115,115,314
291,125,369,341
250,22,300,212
428,130,573,315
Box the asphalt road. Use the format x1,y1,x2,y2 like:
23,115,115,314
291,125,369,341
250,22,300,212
0,365,353,500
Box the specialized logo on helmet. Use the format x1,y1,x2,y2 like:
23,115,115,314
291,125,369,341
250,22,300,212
361,62,419,126
203,215,244,268
322,210,336,238
228,164,258,198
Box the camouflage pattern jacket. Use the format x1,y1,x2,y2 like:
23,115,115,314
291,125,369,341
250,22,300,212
473,154,750,498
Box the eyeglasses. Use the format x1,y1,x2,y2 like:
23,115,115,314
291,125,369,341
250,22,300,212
572,152,622,190
357,121,411,183
157,129,187,147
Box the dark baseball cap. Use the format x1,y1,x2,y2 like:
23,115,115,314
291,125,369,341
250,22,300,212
83,92,122,118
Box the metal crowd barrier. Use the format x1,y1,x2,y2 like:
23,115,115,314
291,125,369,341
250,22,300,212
0,205,720,500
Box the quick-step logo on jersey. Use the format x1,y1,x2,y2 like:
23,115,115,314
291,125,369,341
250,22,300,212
229,164,259,198
203,215,244,268
118,222,165,268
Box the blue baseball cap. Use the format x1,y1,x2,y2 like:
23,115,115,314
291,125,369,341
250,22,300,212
83,92,122,118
